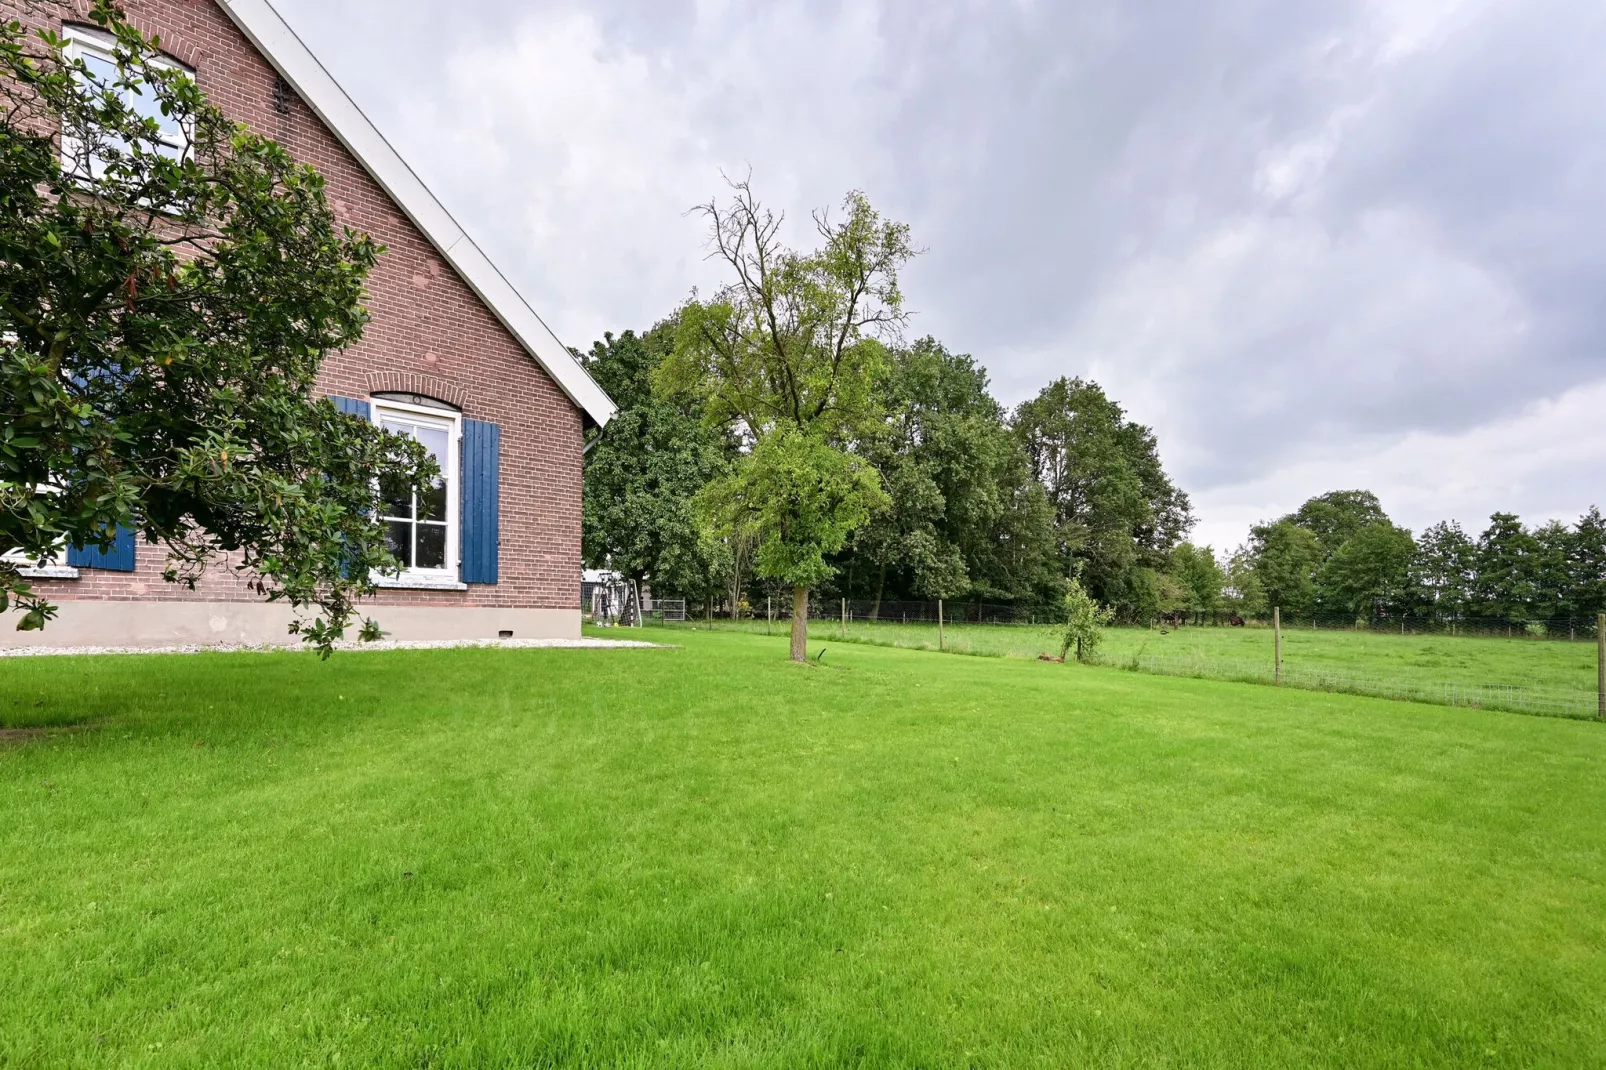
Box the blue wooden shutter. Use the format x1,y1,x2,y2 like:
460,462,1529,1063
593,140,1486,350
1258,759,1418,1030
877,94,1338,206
68,527,136,571
331,395,371,420
461,418,500,584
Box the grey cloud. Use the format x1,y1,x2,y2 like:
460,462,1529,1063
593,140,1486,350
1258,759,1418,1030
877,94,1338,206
274,0,1606,537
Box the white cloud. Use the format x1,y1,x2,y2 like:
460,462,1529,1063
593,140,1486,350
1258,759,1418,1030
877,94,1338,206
280,0,898,348
1367,0,1483,62
274,0,1606,549
1053,207,1533,475
1254,105,1366,203
1191,378,1606,551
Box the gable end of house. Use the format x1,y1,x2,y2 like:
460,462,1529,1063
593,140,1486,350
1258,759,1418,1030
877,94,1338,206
216,0,614,429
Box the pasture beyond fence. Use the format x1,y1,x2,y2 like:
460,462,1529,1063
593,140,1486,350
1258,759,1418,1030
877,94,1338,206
653,600,1606,722
710,597,1606,640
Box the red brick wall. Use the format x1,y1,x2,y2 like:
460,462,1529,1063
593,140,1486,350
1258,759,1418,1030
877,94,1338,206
5,0,584,612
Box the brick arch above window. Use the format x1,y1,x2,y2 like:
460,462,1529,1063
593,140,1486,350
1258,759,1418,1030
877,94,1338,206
365,372,468,411
65,2,205,68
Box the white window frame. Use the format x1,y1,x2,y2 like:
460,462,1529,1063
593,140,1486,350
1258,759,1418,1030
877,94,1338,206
370,398,464,591
60,25,195,179
0,547,79,580
1,487,78,579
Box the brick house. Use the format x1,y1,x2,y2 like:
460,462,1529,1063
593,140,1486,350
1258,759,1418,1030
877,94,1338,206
0,0,616,647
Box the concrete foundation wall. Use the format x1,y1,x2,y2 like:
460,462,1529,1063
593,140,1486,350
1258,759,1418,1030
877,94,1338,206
0,601,579,649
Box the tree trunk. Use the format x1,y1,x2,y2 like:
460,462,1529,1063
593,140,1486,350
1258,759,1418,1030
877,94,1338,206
871,565,886,621
728,535,749,620
790,585,809,662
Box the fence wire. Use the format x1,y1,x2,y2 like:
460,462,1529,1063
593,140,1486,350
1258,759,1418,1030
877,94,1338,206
736,598,1062,627
1090,651,1599,721
664,606,1604,722
706,597,1605,640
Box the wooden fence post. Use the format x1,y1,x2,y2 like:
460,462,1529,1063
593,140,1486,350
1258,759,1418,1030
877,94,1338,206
1274,606,1283,685
938,599,945,652
842,597,848,638
1597,613,1604,721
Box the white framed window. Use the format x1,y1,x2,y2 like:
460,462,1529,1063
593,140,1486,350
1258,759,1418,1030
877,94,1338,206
0,547,78,580
1,486,79,579
372,398,461,588
61,25,194,180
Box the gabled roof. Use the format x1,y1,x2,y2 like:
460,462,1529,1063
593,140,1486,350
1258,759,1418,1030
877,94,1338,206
217,0,616,428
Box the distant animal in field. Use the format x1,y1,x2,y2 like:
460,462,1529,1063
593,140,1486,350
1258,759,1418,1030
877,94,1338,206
1228,614,1245,627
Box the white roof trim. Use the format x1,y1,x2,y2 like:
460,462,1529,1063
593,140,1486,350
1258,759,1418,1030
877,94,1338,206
216,0,616,427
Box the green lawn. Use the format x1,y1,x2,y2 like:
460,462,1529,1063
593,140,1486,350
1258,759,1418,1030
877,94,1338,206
3,630,1603,1067
690,618,1602,717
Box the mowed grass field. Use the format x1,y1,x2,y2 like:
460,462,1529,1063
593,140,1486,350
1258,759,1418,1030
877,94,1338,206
702,617,1601,695
2,629,1604,1067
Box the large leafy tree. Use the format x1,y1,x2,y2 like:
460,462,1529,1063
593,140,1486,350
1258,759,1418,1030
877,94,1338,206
1473,513,1540,621
1317,522,1416,619
1568,507,1606,620
581,325,731,602
1253,489,1407,621
964,439,1064,608
1411,520,1476,620
1249,520,1323,618
1529,521,1575,620
1283,490,1389,557
1013,376,1192,618
1222,546,1268,619
1170,543,1225,622
698,425,885,639
1,4,432,652
662,179,907,660
846,337,1058,611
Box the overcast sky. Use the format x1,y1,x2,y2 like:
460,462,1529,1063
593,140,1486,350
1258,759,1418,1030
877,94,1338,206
276,0,1605,552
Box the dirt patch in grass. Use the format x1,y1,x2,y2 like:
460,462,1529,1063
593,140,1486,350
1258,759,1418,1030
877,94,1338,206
0,723,91,745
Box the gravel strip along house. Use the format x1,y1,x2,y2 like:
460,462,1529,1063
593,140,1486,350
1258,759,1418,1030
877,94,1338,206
1,0,616,648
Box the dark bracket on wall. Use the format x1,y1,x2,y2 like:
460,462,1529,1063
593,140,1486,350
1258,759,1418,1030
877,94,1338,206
272,73,293,116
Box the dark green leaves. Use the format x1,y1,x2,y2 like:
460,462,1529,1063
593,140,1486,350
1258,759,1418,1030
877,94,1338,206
659,181,911,607
1014,377,1193,618
698,425,888,590
581,326,732,594
1,2,432,654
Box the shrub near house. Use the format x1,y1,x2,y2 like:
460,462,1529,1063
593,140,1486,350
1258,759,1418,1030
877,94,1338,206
1,0,615,648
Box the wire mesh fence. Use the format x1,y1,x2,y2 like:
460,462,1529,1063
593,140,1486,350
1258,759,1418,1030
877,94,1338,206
657,598,1606,722
687,596,1604,641
648,598,686,622
723,598,1065,627
1090,651,1599,721
1244,614,1604,641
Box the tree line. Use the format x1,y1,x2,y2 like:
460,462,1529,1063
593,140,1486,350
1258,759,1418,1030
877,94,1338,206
582,183,1604,647
582,185,1193,638
1206,490,1606,627
584,325,1196,622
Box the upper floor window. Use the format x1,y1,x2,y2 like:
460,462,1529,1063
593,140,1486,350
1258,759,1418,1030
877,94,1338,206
61,25,194,179
374,399,459,580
